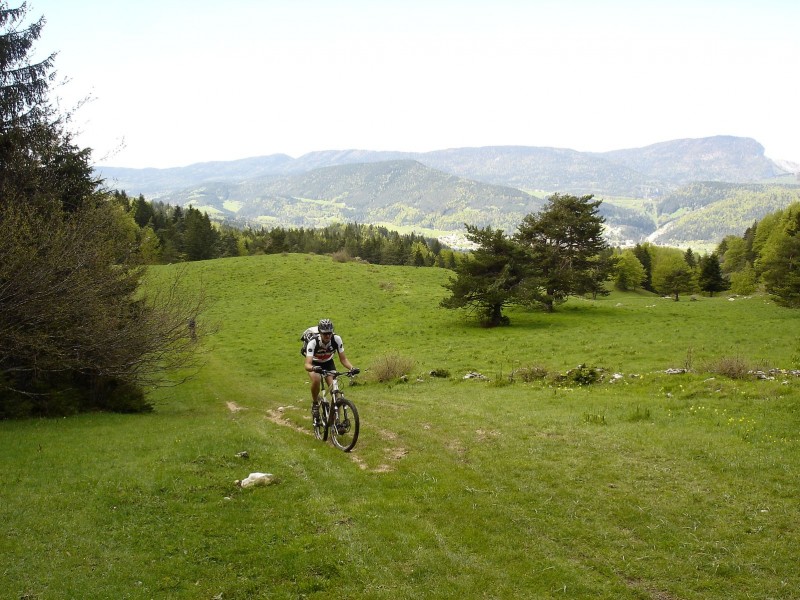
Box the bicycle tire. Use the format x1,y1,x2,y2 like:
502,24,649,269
330,397,359,452
314,400,330,441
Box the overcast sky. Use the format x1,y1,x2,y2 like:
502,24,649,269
29,0,800,169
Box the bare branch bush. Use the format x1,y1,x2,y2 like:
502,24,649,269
0,201,210,412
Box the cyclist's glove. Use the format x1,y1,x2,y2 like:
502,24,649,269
312,366,323,373
350,368,360,375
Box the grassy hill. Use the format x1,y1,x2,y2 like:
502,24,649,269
3,254,798,598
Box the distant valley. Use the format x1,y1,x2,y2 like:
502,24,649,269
96,135,800,250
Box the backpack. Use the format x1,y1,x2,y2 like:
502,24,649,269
300,326,340,356
299,326,319,356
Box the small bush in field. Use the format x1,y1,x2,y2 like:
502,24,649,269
553,364,605,386
703,356,751,379
511,365,550,383
331,250,353,263
369,354,416,383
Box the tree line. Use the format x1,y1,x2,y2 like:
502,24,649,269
112,190,463,269
610,201,800,308
439,194,800,325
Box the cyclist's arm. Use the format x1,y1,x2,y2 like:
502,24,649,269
304,339,317,372
337,349,354,371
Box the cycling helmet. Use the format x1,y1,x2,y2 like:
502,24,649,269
318,318,334,333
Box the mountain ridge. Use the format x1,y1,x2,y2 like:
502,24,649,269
96,136,799,249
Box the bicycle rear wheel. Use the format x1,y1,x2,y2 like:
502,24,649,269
330,397,359,452
314,400,330,441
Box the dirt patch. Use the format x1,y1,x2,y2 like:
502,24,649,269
265,407,309,435
263,407,409,473
226,401,245,413
475,428,501,441
624,577,680,600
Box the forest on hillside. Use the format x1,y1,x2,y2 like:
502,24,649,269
115,190,800,316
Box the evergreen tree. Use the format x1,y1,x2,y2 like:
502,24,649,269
183,206,218,261
515,194,611,312
440,225,533,326
683,248,697,268
130,194,155,227
697,253,727,296
632,243,654,291
0,4,203,415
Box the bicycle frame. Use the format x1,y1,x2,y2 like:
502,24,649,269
313,369,360,452
319,372,343,423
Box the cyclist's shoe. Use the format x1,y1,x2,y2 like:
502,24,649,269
311,403,321,426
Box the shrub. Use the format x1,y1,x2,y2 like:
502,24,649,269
702,356,752,379
331,250,353,263
554,364,605,386
369,354,416,383
627,406,652,422
510,365,550,383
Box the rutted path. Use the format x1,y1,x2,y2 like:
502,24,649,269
251,402,408,473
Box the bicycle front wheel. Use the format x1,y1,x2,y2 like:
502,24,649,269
330,398,359,452
314,401,330,441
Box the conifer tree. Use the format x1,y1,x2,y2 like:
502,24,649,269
440,225,533,326
0,3,203,416
697,253,727,296
515,194,611,311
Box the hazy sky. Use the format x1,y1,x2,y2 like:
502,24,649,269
29,0,799,169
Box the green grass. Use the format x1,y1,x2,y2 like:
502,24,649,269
2,253,799,599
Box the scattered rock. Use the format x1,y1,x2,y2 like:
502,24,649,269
235,472,275,488
463,371,488,380
235,451,249,459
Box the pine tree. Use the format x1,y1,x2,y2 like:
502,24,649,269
515,194,611,311
698,253,727,296
440,225,533,326
632,243,654,291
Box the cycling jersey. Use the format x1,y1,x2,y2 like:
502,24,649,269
306,334,344,364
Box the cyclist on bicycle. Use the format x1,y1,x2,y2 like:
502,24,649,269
304,319,356,426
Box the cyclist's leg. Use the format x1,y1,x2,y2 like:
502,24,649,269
308,369,321,402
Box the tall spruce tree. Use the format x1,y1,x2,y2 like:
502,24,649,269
698,253,727,296
0,3,203,416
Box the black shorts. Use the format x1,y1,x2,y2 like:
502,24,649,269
313,359,335,372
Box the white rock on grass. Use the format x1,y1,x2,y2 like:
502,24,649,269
235,472,275,488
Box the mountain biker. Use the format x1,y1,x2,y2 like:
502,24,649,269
304,318,356,426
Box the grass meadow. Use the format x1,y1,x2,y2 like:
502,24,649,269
2,253,799,599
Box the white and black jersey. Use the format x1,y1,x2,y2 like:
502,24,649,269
305,334,344,364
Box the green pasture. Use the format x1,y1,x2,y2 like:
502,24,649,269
2,253,798,599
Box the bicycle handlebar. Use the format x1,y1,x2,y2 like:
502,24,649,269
313,369,361,379
315,368,360,377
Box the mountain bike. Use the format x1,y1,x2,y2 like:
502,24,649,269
313,369,360,452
